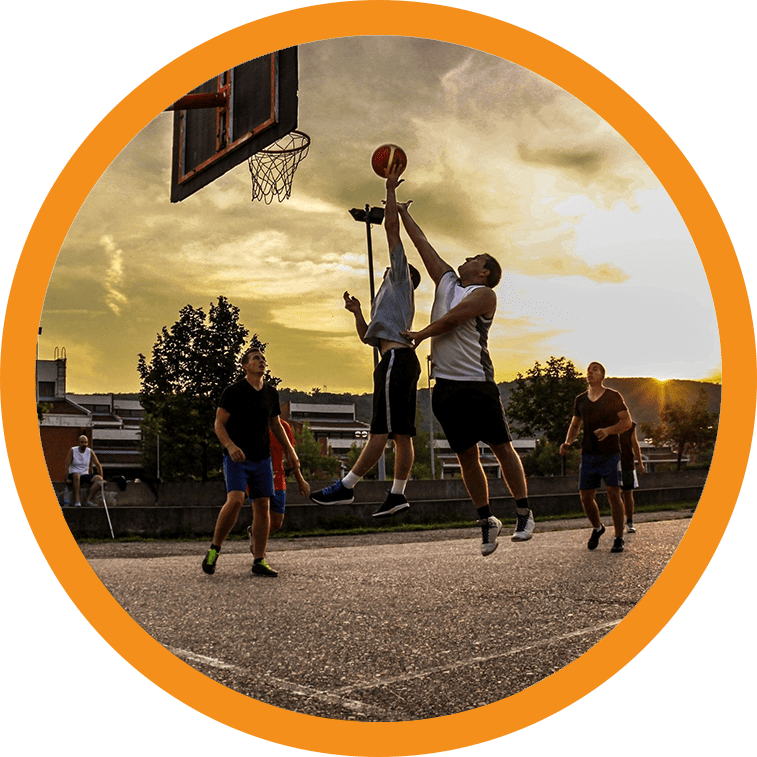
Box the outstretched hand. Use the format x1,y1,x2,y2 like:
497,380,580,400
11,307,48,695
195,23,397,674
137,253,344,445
401,330,422,348
343,291,361,314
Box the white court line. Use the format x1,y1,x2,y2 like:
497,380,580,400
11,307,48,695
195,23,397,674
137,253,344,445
168,619,620,718
333,619,622,695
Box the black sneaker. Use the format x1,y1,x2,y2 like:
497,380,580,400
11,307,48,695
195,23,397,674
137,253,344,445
611,537,625,553
372,492,410,518
587,524,606,550
202,547,220,575
252,558,278,577
310,480,354,505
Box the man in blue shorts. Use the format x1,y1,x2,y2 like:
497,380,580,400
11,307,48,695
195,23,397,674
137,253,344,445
399,203,534,556
560,362,632,553
310,163,422,518
202,346,301,577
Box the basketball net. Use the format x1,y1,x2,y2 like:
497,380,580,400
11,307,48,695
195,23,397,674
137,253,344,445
248,130,310,203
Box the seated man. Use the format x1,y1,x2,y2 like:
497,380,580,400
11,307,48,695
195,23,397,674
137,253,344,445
64,435,105,507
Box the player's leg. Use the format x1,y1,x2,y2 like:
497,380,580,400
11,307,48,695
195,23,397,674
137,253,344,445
457,444,489,509
211,490,246,547
71,473,82,505
372,434,413,518
247,459,277,576
85,475,104,505
269,490,286,534
580,489,601,528
250,497,271,558
607,485,625,545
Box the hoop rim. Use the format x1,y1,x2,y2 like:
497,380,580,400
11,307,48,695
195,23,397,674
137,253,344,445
252,129,310,157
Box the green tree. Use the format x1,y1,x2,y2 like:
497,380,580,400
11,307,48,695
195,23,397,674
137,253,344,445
137,296,278,481
506,356,586,444
294,422,339,478
641,389,719,471
522,438,581,477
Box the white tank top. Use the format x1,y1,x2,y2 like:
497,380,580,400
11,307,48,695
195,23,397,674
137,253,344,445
69,446,92,475
430,271,495,382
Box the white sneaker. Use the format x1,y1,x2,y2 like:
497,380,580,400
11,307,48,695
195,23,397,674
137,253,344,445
626,521,637,534
512,510,535,541
478,516,502,556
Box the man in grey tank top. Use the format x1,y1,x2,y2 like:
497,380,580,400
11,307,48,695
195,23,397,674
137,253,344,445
400,203,534,556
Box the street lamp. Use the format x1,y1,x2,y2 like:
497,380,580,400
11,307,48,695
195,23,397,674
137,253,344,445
349,203,387,480
427,354,436,479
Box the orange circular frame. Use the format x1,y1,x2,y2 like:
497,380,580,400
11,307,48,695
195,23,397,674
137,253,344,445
2,2,754,755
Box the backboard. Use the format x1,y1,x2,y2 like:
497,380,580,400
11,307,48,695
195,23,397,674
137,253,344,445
170,47,298,202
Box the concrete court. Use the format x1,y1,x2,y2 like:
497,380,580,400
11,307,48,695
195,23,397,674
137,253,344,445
83,513,691,722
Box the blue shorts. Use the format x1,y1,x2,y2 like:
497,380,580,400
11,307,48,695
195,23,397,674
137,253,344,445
270,490,286,514
580,453,622,490
223,456,274,499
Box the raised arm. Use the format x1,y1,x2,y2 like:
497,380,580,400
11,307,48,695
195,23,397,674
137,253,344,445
384,165,402,252
398,203,453,285
343,291,369,343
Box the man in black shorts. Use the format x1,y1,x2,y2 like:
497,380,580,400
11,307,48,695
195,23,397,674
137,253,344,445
399,203,534,556
560,362,632,553
202,346,301,577
619,420,644,533
310,164,421,518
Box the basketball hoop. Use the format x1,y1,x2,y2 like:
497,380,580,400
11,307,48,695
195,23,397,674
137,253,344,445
248,130,310,203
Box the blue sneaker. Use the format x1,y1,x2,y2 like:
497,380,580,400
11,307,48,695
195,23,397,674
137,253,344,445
310,480,354,505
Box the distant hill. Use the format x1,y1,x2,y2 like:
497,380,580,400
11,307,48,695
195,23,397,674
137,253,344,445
280,378,721,432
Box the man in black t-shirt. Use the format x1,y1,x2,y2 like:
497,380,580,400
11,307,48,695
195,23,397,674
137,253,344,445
202,347,301,577
560,362,632,553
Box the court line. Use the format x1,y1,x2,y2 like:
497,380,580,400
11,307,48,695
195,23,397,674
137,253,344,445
169,619,620,718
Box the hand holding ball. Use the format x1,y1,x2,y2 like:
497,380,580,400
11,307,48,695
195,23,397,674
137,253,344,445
371,144,407,178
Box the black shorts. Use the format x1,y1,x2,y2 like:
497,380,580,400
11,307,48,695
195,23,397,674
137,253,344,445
432,378,512,453
621,468,638,491
370,348,421,437
68,472,97,485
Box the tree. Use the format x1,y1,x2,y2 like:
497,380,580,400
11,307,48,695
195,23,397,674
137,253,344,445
641,389,719,471
294,422,339,479
506,356,586,444
137,296,279,481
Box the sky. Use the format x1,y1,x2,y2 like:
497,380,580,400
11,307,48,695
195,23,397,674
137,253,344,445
39,35,721,394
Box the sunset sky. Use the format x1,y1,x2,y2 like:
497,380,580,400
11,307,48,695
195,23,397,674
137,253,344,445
40,36,720,394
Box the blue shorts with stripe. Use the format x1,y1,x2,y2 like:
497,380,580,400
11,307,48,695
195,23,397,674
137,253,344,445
579,453,622,490
369,347,421,438
223,455,274,499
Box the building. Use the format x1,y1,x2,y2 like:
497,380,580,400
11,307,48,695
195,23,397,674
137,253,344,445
281,402,370,461
37,351,146,481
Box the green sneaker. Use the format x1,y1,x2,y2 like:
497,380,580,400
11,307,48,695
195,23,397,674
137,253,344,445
252,558,278,577
202,547,220,575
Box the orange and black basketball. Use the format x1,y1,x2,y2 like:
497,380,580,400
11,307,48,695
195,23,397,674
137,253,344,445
371,144,407,178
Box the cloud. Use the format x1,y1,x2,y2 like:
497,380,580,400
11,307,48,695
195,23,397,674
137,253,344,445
99,235,129,316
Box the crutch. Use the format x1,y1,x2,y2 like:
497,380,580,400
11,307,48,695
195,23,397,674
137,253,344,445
101,480,115,539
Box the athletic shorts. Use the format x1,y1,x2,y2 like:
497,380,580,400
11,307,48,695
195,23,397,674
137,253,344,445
621,469,638,491
579,453,622,490
271,490,286,514
68,472,97,485
223,455,274,499
431,378,512,453
370,348,421,437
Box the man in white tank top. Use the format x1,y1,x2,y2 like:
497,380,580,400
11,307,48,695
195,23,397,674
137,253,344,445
64,435,105,507
399,202,534,556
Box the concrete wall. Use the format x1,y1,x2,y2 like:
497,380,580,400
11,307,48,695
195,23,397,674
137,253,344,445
56,469,708,539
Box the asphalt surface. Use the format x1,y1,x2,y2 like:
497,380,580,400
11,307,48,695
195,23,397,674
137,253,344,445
83,511,692,721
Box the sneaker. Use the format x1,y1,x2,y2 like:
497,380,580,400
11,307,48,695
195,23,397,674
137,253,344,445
626,521,637,534
310,480,354,505
85,501,98,507
372,492,410,518
202,547,220,575
478,516,502,556
587,524,606,550
511,510,535,541
611,536,625,553
74,501,82,507
252,558,278,577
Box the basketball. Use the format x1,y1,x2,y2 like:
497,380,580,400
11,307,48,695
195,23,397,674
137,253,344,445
371,144,407,178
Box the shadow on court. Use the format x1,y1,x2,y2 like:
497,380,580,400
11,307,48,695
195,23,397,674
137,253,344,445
83,513,691,721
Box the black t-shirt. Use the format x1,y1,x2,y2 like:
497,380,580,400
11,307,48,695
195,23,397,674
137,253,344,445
218,379,281,461
573,388,628,455
619,421,637,470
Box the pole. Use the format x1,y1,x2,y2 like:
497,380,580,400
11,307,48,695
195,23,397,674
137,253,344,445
101,480,115,539
427,354,435,479
365,204,386,481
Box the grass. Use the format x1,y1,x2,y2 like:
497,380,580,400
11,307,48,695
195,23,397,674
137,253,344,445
76,499,698,544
